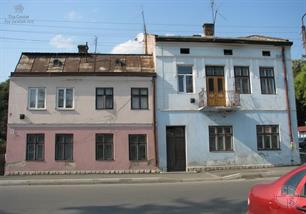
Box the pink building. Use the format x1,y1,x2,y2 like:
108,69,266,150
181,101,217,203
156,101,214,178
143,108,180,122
5,49,157,175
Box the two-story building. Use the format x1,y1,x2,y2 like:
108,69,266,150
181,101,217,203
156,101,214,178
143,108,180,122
5,48,157,175
154,24,300,171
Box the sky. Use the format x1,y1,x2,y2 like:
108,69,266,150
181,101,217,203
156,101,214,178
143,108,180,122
0,0,305,82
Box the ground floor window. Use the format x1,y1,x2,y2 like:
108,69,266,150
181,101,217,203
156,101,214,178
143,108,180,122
55,134,73,161
96,134,113,160
257,125,280,150
209,126,233,152
26,134,44,161
129,134,147,161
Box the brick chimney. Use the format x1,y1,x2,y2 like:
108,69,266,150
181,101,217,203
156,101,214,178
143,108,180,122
78,42,89,53
203,23,215,37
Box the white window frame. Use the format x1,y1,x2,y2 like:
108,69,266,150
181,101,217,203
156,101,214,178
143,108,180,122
56,88,75,110
177,65,194,94
28,87,46,110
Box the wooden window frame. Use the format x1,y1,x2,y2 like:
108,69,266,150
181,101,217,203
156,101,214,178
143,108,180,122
209,126,233,152
259,67,276,94
131,88,149,110
95,133,114,161
257,125,280,151
234,66,251,94
129,134,147,161
26,134,45,161
55,134,73,161
96,88,114,110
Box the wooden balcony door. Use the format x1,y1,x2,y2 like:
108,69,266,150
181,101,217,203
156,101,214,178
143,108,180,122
206,66,226,106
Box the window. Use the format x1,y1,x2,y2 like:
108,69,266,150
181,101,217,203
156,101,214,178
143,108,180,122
224,49,233,55
26,134,44,161
234,66,251,94
180,48,190,54
257,125,280,150
209,126,233,152
57,88,74,109
260,67,276,94
55,134,73,161
129,134,147,161
206,66,224,76
177,65,193,93
262,51,271,56
96,88,113,109
96,134,113,160
28,88,46,109
281,170,306,195
131,88,148,110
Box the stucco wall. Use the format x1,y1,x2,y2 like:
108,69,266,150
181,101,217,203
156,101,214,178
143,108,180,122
6,125,156,174
8,76,154,125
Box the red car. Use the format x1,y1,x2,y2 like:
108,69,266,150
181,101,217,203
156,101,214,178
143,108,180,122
248,165,306,214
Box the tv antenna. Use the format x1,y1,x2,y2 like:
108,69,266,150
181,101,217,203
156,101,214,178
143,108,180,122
210,0,217,24
94,36,98,53
141,7,148,54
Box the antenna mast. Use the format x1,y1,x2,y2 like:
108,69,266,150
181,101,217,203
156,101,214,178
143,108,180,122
141,8,148,54
94,36,98,53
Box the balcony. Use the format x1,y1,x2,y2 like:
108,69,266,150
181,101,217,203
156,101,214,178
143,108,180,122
198,88,240,112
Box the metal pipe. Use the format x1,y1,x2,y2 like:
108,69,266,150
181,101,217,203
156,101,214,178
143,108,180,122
281,47,294,160
152,76,159,167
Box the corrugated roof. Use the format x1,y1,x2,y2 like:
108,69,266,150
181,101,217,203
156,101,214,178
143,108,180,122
13,52,155,76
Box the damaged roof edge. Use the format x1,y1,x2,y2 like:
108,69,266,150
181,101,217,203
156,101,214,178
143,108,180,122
10,71,156,77
155,36,293,46
21,52,153,56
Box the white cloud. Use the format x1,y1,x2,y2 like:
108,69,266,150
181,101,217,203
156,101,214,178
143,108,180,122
49,34,74,49
111,33,144,54
66,10,82,21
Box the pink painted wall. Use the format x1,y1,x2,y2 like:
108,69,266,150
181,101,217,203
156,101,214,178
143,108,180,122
6,126,156,174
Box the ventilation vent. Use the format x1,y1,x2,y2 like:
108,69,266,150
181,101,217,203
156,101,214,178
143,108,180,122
262,51,271,56
180,48,190,54
53,59,63,67
224,49,233,55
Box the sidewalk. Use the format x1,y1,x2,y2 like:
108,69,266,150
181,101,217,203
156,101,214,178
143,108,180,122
0,166,297,186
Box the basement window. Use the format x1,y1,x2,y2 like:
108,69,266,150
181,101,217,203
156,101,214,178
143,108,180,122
53,59,63,67
262,51,271,56
224,49,233,55
180,48,190,54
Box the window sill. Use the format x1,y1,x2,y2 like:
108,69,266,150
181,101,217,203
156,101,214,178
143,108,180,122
25,160,45,162
131,109,149,111
28,108,47,111
258,149,281,151
209,151,234,153
96,109,114,111
129,160,147,162
56,108,75,111
55,160,74,162
96,159,115,161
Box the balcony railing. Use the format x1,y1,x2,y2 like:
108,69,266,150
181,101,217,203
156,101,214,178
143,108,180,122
198,89,240,111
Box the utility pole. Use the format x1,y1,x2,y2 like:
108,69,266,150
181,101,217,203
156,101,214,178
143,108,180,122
94,36,98,53
302,13,306,56
141,8,148,54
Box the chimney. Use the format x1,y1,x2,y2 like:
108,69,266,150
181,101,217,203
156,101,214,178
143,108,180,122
203,23,215,37
78,42,89,53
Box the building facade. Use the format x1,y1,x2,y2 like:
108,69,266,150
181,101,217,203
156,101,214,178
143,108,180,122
5,52,157,175
154,25,300,171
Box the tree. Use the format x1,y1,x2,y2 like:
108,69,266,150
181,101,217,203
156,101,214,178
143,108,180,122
293,60,306,126
0,80,9,143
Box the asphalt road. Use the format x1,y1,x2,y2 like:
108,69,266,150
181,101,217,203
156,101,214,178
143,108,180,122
0,178,274,214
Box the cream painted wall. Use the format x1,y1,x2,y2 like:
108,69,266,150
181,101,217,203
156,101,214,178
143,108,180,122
8,76,154,125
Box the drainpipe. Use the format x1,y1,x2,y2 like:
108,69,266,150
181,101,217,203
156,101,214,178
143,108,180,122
152,76,159,167
281,46,294,164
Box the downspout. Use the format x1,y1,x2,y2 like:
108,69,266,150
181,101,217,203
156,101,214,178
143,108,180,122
152,76,159,167
281,46,294,164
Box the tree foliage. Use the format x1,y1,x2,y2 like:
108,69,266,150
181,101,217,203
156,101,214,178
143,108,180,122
293,60,306,126
0,80,9,143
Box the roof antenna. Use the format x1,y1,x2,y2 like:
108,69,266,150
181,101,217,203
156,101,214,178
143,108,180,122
302,13,306,56
141,7,148,54
210,0,217,24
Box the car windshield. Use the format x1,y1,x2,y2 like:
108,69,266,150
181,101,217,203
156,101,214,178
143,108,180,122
281,169,306,195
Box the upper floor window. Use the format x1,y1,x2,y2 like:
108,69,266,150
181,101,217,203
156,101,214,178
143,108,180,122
180,48,190,54
28,88,46,110
224,49,233,55
262,51,271,57
96,88,113,110
26,134,44,161
209,126,233,152
234,66,251,94
177,65,193,93
131,88,148,110
257,125,280,150
260,67,276,94
57,88,74,109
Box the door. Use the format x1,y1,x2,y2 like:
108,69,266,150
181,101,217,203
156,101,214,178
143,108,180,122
206,66,226,106
166,126,186,171
207,76,225,106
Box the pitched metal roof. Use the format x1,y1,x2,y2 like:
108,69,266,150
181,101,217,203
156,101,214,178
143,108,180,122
12,52,155,77
155,34,293,46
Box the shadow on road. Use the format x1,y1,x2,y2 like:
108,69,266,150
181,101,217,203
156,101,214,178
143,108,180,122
62,198,246,214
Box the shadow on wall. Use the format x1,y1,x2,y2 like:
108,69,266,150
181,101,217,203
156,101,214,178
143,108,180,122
0,144,5,175
62,198,246,214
